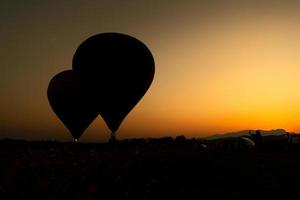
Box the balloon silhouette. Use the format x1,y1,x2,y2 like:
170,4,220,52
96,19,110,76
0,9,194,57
72,33,155,138
47,70,98,140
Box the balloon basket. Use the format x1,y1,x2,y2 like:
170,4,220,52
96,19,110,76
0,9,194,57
109,132,117,144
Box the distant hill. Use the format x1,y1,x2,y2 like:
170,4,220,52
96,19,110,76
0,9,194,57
206,129,287,140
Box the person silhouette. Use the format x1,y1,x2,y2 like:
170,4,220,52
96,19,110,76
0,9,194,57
253,130,263,149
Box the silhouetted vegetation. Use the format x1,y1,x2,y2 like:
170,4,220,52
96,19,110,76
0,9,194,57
1,135,300,199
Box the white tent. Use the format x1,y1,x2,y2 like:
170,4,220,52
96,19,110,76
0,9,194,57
240,137,255,147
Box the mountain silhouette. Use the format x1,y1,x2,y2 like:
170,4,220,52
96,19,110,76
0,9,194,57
206,129,287,140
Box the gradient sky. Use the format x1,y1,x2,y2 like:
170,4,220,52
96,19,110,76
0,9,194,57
1,0,300,142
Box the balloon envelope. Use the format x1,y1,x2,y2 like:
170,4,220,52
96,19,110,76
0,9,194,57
72,33,155,132
47,70,98,139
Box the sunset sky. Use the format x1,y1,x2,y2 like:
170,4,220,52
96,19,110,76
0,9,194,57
1,0,300,141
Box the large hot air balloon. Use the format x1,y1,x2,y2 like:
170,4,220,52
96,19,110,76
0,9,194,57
72,33,155,140
47,70,98,141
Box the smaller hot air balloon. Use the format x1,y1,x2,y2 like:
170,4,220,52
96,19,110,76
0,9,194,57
47,70,98,141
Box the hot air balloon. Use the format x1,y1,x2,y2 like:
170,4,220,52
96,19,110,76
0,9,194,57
72,33,155,141
47,70,98,141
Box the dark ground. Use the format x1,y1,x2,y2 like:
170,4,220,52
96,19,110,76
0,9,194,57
0,138,300,200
